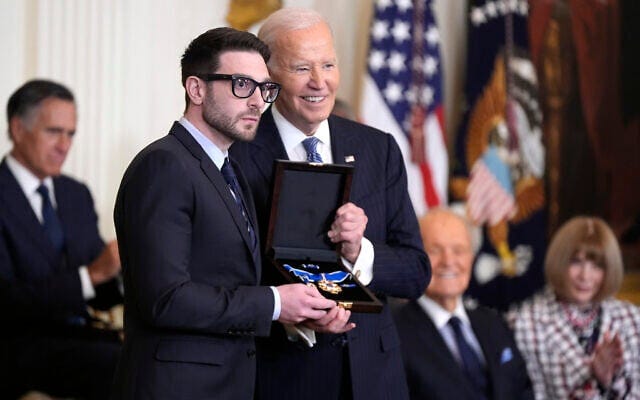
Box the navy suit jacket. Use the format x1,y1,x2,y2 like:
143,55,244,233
230,109,430,400
0,158,119,332
111,122,275,400
393,300,533,400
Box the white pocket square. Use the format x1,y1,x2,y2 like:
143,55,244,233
500,347,513,364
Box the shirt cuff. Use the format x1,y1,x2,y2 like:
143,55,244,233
270,286,281,320
341,237,374,286
283,324,317,347
78,266,96,300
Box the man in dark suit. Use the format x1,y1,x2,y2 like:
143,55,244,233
229,8,431,400
392,208,533,400
111,27,337,400
0,80,123,399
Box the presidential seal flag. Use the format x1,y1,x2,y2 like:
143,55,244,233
450,0,546,310
360,0,448,217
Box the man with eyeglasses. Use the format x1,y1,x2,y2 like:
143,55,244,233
111,27,336,400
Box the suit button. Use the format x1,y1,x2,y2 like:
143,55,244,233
247,349,256,358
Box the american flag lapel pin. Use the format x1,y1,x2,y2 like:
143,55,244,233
344,155,355,163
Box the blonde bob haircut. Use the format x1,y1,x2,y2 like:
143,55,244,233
545,216,624,303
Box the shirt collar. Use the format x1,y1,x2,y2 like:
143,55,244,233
417,294,471,330
5,154,55,199
179,116,227,170
272,104,330,158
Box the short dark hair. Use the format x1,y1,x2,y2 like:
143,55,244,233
180,27,271,109
6,79,75,139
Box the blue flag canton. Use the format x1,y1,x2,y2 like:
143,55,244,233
367,0,443,136
464,0,530,123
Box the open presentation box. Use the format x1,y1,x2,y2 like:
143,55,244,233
265,160,382,313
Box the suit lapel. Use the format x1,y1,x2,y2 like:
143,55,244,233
53,177,74,270
467,308,499,390
406,302,475,392
248,108,289,179
0,159,59,265
328,116,357,167
169,123,258,262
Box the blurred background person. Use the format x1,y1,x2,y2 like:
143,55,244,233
508,216,640,399
0,79,122,400
393,208,532,400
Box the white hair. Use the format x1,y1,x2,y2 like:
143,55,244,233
258,7,333,50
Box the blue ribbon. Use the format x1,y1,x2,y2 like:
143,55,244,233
283,264,351,284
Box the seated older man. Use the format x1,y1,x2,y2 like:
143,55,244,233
392,208,533,400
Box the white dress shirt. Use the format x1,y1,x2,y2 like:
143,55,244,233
417,294,486,366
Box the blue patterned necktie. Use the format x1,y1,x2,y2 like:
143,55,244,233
36,184,65,252
221,158,257,250
302,136,323,163
448,316,488,398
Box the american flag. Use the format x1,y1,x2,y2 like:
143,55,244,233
467,148,517,226
452,0,546,310
360,0,448,217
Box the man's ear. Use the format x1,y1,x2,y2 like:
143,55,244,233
185,76,206,106
9,116,25,143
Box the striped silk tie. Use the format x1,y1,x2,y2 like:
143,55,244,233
302,136,323,163
449,316,488,399
221,158,257,250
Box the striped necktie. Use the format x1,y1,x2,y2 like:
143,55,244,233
449,316,488,399
220,158,257,250
302,136,323,163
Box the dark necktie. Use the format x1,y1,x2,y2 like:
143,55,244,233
302,137,323,163
221,158,257,250
36,184,65,252
448,316,488,398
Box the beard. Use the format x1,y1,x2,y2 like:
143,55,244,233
202,91,261,143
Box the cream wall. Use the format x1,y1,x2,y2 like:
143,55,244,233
0,0,466,238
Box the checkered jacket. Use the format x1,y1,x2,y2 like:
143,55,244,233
507,288,640,399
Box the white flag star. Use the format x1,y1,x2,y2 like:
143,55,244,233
405,86,417,105
388,51,406,75
470,7,487,26
368,50,387,72
383,81,404,105
518,0,529,15
421,86,435,106
371,20,389,42
391,20,411,44
496,0,508,15
485,1,498,18
423,56,438,77
396,0,413,13
376,0,393,11
425,25,440,46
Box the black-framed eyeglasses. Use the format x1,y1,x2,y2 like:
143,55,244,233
197,74,281,103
